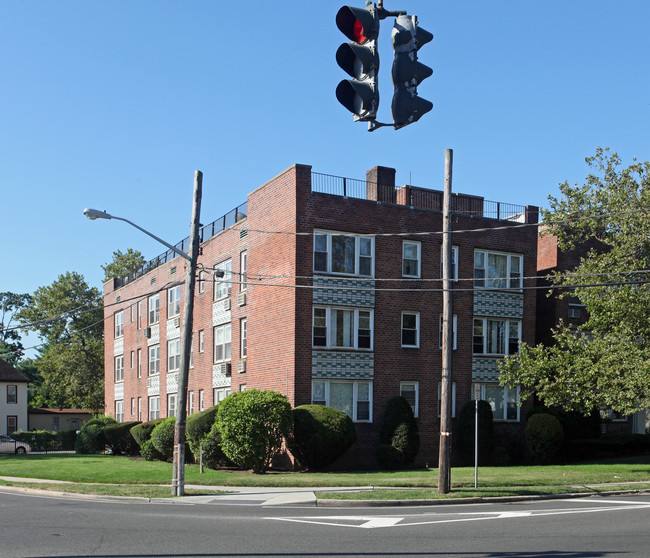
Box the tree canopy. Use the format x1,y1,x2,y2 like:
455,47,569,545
0,292,31,365
500,148,650,415
17,272,104,411
101,248,146,282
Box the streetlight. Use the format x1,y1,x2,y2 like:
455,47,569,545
84,171,203,496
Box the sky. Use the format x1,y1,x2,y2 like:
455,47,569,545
2,1,649,353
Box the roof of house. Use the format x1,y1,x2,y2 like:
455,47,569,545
0,358,29,383
29,408,93,415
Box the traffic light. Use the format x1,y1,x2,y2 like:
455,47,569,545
335,3,380,122
391,14,433,129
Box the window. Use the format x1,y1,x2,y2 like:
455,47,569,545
199,330,205,353
7,416,17,434
115,401,125,423
188,391,194,415
115,400,124,423
198,270,206,294
167,394,177,418
148,345,160,376
214,387,231,404
148,396,160,420
240,384,248,392
6,385,17,404
312,380,372,422
148,294,160,325
115,355,124,383
440,246,459,281
240,251,248,291
401,312,420,348
474,383,520,421
137,349,142,378
312,307,373,350
168,339,181,372
569,296,585,320
53,417,60,431
400,381,419,418
131,397,135,418
114,311,124,338
214,260,232,301
437,382,457,418
402,241,421,278
473,318,521,355
240,318,247,359
137,300,143,329
199,390,204,412
474,250,522,289
439,314,458,350
189,333,194,369
168,285,181,318
214,324,232,362
130,304,135,323
130,351,134,369
137,397,142,421
314,231,374,277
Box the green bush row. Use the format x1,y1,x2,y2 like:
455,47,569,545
11,429,77,451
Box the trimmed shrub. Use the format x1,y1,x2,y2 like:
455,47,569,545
104,421,141,456
130,419,165,461
150,417,176,461
216,389,292,473
457,399,495,465
75,416,117,454
201,421,232,469
526,412,564,464
376,396,419,470
186,405,220,461
287,405,357,470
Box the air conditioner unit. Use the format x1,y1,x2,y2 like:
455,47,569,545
237,292,246,307
225,362,232,376
224,299,231,311
237,360,246,373
144,327,152,339
173,317,180,328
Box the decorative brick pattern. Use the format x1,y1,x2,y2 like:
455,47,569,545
212,367,232,388
166,372,178,394
166,319,180,340
472,357,502,382
146,375,160,396
147,324,160,346
313,276,375,308
212,300,231,326
312,351,374,380
114,382,124,400
113,337,124,356
474,291,524,319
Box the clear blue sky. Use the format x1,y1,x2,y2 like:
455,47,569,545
2,1,649,313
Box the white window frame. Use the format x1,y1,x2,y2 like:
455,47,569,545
240,251,248,291
313,230,374,277
114,355,124,383
198,270,206,294
400,381,419,418
148,345,160,376
439,314,458,350
114,311,124,338
148,294,160,325
474,249,523,289
199,330,205,353
311,380,373,423
401,311,420,348
199,389,204,411
213,323,232,363
115,400,124,423
437,382,457,418
188,391,194,415
473,383,520,422
168,285,181,318
213,387,231,404
137,300,143,329
214,259,232,301
473,318,521,356
240,318,247,359
167,339,181,372
148,396,160,420
167,394,177,418
402,241,421,278
137,349,142,378
137,397,142,421
312,306,373,350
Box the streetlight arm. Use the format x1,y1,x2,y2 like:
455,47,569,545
83,207,192,263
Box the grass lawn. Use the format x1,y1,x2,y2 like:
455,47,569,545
2,453,650,499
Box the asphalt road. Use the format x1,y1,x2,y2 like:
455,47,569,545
2,489,650,557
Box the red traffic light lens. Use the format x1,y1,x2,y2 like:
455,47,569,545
353,19,367,43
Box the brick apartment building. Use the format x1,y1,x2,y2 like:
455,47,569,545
103,163,539,467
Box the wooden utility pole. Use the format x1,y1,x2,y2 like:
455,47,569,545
438,149,453,494
172,170,203,496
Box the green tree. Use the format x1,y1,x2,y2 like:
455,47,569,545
500,148,650,415
0,292,31,364
101,248,146,282
17,272,104,411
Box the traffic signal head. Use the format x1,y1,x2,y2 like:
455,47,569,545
335,3,380,122
391,15,433,129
